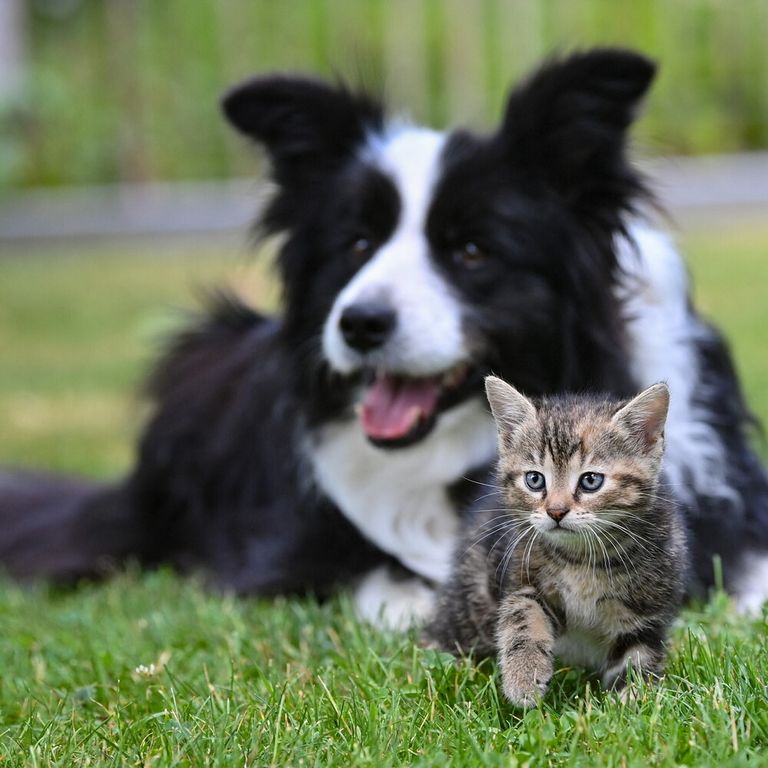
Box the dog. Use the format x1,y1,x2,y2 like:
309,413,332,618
2,48,767,626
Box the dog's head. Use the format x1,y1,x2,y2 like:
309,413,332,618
223,49,655,448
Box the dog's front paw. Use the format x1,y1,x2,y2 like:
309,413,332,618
499,647,553,708
353,567,436,631
616,683,638,706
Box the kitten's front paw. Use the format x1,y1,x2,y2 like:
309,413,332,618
502,677,549,709
499,649,553,709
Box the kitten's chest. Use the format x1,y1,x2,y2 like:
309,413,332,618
539,566,643,666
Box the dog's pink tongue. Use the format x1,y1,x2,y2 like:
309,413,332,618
360,375,441,440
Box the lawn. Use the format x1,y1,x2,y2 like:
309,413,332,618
0,224,767,766
0,238,278,477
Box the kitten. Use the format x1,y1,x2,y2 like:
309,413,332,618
424,377,688,708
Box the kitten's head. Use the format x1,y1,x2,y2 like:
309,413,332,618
484,376,669,547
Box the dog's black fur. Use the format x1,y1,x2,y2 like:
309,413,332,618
1,49,767,603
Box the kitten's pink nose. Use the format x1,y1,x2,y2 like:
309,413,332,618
546,506,569,523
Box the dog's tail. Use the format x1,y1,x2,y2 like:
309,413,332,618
0,469,143,583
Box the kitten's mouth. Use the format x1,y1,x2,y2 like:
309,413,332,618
355,362,482,448
542,519,580,537
544,524,586,548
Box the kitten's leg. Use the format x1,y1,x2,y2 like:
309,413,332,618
496,587,555,708
422,543,498,657
602,628,666,697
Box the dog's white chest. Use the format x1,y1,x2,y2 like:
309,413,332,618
308,398,497,583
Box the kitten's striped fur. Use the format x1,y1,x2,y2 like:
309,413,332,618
424,378,688,708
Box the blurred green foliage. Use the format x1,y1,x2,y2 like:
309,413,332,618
3,0,768,189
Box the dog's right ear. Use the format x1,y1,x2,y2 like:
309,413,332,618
221,75,383,179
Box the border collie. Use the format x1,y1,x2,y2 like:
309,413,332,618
2,49,767,626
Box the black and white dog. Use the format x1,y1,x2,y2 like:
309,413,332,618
2,49,767,624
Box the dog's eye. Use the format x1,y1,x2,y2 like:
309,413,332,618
578,472,604,492
524,471,546,491
453,242,488,269
350,237,373,261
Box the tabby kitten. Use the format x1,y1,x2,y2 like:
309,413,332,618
424,377,688,708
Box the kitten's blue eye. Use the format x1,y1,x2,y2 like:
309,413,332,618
579,472,605,492
524,471,546,491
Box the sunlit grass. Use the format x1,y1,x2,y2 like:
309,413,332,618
0,571,766,766
680,221,768,427
0,238,277,476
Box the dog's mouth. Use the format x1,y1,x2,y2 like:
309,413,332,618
355,362,482,448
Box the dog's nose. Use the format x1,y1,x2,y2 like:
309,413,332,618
546,506,569,523
339,303,396,352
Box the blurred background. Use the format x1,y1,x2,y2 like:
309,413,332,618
2,0,768,189
0,0,766,476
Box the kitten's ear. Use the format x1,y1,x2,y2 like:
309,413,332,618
485,376,537,439
612,383,670,451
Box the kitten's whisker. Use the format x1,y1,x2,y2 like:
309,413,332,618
472,513,516,531
587,528,597,582
598,518,662,553
597,513,658,544
493,526,532,584
471,490,506,503
638,493,677,505
588,525,614,586
473,508,531,516
627,488,677,503
471,513,528,536
585,528,598,583
461,477,504,491
596,526,641,582
521,529,540,584
469,520,526,549
471,521,517,540
495,534,519,583
496,531,532,588
473,511,534,527
577,526,595,578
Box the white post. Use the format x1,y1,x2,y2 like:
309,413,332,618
0,0,26,102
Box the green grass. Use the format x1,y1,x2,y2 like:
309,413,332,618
682,223,768,426
0,225,767,766
1,574,767,767
0,239,277,476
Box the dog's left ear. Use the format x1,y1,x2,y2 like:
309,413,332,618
498,48,655,203
221,75,383,183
